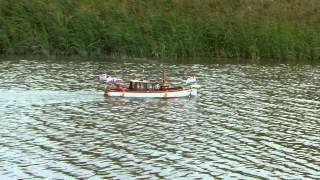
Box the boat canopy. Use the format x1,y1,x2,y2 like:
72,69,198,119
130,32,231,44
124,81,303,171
129,79,149,83
128,80,160,90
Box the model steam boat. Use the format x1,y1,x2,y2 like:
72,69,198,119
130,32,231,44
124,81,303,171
98,70,199,98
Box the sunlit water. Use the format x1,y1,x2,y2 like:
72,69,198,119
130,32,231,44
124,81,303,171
0,59,319,179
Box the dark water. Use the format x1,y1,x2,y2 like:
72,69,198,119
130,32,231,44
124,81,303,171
0,59,319,179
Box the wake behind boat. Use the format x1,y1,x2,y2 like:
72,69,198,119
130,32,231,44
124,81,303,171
98,70,199,98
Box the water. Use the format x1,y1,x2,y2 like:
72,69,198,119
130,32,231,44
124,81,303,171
0,59,319,179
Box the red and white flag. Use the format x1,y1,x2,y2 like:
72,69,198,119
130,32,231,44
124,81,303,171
98,74,107,81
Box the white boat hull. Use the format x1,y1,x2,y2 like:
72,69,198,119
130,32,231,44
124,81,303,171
105,88,197,98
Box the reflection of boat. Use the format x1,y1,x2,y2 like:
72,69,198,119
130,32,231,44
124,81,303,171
102,70,199,98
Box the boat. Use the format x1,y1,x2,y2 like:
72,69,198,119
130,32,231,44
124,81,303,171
99,70,199,98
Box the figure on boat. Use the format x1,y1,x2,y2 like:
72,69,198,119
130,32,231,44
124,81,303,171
98,69,199,98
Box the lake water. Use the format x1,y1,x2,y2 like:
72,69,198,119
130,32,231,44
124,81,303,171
0,59,319,179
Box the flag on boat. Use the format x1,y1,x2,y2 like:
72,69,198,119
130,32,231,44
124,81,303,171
98,74,121,84
186,76,197,84
106,76,121,84
98,73,107,81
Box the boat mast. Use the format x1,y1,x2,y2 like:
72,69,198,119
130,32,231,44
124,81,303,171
161,68,169,89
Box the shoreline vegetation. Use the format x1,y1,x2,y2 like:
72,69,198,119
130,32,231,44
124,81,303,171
0,0,319,62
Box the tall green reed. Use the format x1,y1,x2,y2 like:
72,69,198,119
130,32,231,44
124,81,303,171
0,0,319,61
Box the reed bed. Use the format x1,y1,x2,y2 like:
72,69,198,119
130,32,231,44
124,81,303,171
0,0,319,61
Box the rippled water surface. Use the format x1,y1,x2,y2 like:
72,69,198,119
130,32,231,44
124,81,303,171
0,59,319,179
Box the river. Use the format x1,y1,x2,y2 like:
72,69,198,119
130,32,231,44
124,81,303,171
0,59,319,179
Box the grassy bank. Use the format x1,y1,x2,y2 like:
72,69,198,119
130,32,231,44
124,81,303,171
0,0,319,61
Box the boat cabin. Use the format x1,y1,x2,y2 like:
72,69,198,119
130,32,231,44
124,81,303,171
127,79,183,91
128,80,160,90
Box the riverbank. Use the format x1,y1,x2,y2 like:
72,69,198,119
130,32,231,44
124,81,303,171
0,0,319,61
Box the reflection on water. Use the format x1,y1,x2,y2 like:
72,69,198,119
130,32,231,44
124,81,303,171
0,59,319,179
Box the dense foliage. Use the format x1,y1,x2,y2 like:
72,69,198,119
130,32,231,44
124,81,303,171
0,0,319,61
